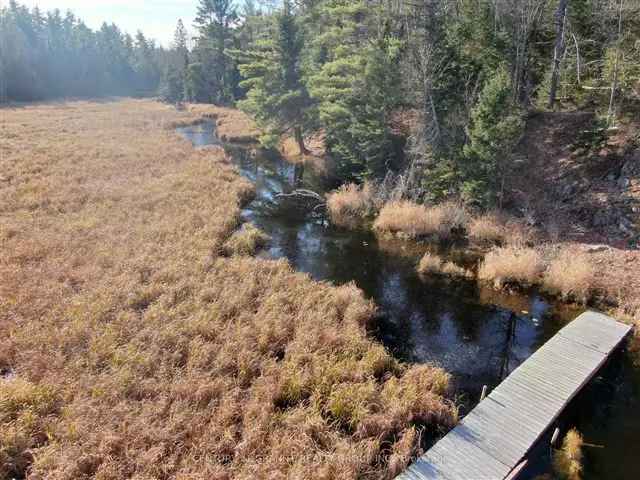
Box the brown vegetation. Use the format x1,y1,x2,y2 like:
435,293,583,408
373,201,468,241
187,103,259,143
553,428,584,480
478,246,546,289
326,183,377,229
543,250,595,303
417,253,471,278
0,99,455,479
222,223,270,256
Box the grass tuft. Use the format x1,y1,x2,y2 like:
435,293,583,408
374,201,469,241
417,253,471,278
222,223,270,256
326,183,377,229
554,428,584,480
543,250,595,303
478,246,545,288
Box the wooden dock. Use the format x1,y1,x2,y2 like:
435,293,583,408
396,311,632,480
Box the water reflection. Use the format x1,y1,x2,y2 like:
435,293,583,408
177,121,640,478
177,121,582,404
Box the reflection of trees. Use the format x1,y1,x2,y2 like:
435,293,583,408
497,312,518,381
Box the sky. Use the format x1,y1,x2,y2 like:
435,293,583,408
17,1,201,46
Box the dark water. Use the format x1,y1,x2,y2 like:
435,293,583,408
177,121,640,479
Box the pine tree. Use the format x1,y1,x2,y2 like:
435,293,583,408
235,0,313,154
308,0,402,180
194,0,239,104
462,65,524,207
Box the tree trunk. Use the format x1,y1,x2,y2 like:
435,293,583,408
608,0,624,123
294,126,310,156
548,0,569,109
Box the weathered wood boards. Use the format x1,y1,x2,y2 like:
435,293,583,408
396,311,632,480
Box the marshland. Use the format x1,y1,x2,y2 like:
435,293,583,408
2,1,640,480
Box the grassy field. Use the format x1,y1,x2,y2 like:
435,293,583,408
0,100,455,479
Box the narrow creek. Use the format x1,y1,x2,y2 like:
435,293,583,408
178,121,640,479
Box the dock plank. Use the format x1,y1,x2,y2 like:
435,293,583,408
396,311,632,480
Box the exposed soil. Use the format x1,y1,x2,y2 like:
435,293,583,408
510,110,640,319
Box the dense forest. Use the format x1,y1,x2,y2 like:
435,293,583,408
2,0,639,206
0,0,166,99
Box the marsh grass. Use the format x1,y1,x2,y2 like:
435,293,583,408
222,223,270,256
374,201,469,241
543,250,595,303
326,183,378,229
417,253,471,278
0,100,455,479
554,428,584,480
478,246,546,288
187,104,259,143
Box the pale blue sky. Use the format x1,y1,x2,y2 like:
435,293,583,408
18,1,202,46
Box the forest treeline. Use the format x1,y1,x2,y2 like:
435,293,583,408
2,0,639,207
0,0,166,99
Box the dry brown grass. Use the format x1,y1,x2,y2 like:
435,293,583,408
222,223,270,256
468,212,538,247
417,253,471,278
554,428,584,480
468,212,507,245
373,201,469,241
0,99,455,479
326,183,378,229
478,246,546,288
543,250,595,303
187,103,259,143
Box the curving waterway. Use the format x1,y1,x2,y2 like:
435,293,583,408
178,121,640,480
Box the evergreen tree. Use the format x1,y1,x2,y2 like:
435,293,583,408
161,19,190,103
462,65,524,207
193,0,239,104
308,0,403,180
236,0,313,153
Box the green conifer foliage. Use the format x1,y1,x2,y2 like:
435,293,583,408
462,65,524,207
235,1,313,153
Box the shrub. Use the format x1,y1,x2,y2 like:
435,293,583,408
374,201,469,241
543,250,595,303
478,246,545,288
326,183,377,229
553,428,583,480
221,223,270,256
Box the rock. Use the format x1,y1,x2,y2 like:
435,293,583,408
585,244,610,254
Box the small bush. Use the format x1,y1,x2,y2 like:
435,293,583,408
221,223,270,256
478,246,545,288
374,201,469,241
543,250,595,303
554,428,584,480
326,183,377,229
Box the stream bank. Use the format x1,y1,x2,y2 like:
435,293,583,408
178,120,640,480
